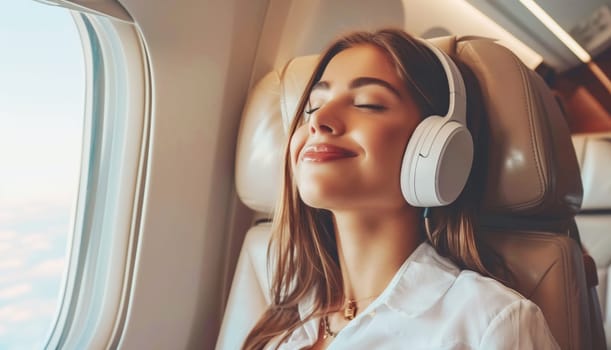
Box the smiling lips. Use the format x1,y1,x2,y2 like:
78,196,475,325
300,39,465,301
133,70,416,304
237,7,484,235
301,143,357,162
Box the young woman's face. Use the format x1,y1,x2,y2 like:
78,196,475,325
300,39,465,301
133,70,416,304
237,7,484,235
290,44,423,211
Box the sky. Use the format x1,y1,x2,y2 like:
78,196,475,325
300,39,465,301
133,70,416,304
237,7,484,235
0,1,85,349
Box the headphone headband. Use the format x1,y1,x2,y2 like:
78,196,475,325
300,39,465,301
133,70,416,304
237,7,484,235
417,39,467,124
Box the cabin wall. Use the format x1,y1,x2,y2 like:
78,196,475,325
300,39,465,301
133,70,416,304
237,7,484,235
113,0,269,349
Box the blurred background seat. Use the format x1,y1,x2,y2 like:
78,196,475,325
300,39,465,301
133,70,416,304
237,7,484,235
573,132,611,348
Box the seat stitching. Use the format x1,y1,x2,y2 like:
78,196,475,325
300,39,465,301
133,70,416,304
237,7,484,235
512,54,546,209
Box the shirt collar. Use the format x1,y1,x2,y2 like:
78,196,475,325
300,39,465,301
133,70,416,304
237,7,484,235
297,242,460,320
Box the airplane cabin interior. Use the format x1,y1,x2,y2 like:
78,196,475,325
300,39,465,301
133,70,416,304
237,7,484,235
4,0,611,349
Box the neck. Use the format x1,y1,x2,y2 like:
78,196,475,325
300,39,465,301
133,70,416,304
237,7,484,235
331,205,423,305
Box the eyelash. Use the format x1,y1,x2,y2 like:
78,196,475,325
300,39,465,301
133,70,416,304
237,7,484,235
355,104,387,111
304,104,386,115
304,107,319,115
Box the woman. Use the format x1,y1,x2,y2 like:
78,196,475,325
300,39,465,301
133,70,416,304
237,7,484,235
243,28,559,349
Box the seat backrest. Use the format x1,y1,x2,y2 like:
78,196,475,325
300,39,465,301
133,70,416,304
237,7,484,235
573,132,611,347
452,37,603,350
216,36,604,350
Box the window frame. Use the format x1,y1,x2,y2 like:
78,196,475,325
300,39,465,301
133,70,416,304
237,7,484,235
44,11,151,350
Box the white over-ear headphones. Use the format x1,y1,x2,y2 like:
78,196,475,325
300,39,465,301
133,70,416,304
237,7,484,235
400,40,474,207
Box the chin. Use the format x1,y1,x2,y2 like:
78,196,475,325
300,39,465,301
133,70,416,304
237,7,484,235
298,190,329,209
297,183,346,210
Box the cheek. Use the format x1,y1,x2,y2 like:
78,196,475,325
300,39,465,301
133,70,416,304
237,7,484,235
361,122,415,165
289,125,308,169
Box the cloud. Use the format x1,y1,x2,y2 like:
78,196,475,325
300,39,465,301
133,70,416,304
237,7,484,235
0,258,25,271
0,231,18,255
0,224,66,287
0,298,56,323
0,230,17,241
28,258,65,279
0,284,32,300
0,210,16,226
0,301,56,350
0,304,34,323
19,233,53,252
0,234,55,282
0,230,61,262
0,256,65,285
0,198,73,228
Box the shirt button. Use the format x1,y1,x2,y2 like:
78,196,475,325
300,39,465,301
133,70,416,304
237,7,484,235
369,310,376,317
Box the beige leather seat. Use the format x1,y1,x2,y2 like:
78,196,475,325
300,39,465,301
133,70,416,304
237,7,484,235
216,36,605,349
573,132,611,348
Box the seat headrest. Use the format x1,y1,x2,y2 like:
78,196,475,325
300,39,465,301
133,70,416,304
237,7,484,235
235,36,583,219
572,132,611,211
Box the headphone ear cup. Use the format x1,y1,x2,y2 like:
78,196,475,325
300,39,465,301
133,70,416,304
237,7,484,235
401,116,444,206
401,117,474,207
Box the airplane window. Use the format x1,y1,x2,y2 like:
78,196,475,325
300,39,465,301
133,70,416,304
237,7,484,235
0,1,84,349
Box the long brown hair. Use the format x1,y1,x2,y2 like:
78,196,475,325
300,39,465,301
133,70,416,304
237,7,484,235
243,28,498,349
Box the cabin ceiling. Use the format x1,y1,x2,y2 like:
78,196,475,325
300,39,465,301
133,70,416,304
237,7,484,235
464,0,611,72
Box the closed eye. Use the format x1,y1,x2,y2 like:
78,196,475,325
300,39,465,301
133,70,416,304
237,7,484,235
304,107,320,115
304,103,386,115
355,104,387,111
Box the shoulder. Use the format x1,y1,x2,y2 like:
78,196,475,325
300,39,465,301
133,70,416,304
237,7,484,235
449,269,524,314
439,255,540,326
417,245,559,348
415,243,526,316
440,266,559,348
478,297,560,349
391,243,528,323
414,242,526,316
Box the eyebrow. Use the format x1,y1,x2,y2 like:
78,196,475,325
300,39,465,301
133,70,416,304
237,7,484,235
311,77,402,98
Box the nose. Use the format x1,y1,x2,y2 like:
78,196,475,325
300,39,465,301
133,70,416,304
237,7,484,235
308,102,345,135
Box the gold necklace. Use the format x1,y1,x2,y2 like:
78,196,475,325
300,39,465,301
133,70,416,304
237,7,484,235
322,315,338,339
324,294,380,339
343,300,357,320
343,294,379,320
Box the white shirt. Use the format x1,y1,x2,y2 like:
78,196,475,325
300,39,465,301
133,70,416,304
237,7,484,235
271,242,560,350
